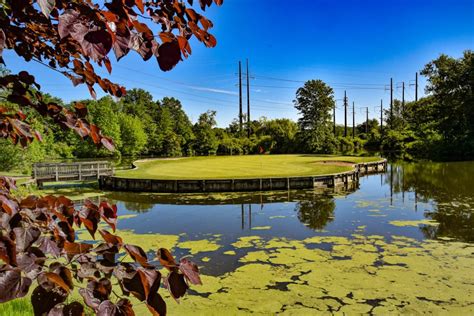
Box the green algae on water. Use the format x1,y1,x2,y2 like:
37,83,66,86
131,234,474,315
389,219,440,227
178,239,222,255
251,226,272,230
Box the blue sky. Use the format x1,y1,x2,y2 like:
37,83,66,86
4,0,474,126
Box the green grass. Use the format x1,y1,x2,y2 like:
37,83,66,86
0,298,33,316
116,154,382,180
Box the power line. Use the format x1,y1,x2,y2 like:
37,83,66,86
251,74,386,86
237,83,385,90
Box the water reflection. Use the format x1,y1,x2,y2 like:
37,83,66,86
105,161,474,243
295,197,335,230
387,161,474,242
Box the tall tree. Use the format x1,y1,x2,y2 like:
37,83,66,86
193,110,218,155
161,97,194,155
421,50,474,155
120,88,158,154
118,113,148,156
294,80,336,153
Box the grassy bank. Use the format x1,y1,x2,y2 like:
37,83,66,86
116,154,381,180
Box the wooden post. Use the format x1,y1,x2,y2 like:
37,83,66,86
55,165,59,181
33,164,37,179
78,164,82,181
97,163,100,179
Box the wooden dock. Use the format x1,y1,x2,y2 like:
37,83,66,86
33,161,113,188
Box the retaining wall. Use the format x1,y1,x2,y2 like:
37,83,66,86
99,160,387,193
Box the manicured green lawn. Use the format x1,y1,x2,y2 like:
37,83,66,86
116,154,382,180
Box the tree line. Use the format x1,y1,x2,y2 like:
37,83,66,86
1,51,472,174
293,50,473,160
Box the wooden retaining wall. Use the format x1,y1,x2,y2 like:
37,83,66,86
99,160,387,193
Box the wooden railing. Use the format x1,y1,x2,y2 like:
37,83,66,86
33,161,113,188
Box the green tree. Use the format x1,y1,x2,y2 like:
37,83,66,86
193,110,218,155
421,50,474,157
75,97,122,158
294,80,336,153
258,118,298,153
160,97,195,155
118,113,148,156
120,88,159,154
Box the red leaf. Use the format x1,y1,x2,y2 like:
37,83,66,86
157,41,182,72
31,285,67,315
179,258,202,285
177,36,192,58
0,269,32,303
13,226,41,252
156,248,177,271
58,9,80,39
64,241,93,255
99,229,123,246
101,137,115,151
166,271,188,300
87,85,97,100
0,29,5,58
99,201,117,231
33,130,43,142
47,302,84,316
146,292,166,316
104,57,112,74
112,22,131,61
0,194,19,215
44,271,72,293
37,237,61,258
135,0,145,13
74,102,88,118
0,235,17,266
81,30,113,62
90,124,100,145
38,0,55,17
124,244,149,267
137,267,161,299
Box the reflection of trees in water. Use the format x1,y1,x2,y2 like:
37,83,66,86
422,205,474,242
294,196,335,230
123,201,153,213
387,161,474,242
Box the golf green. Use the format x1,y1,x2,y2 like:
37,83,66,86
116,155,381,180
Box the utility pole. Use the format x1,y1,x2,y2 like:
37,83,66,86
344,91,348,137
246,59,251,138
380,99,383,137
352,101,355,139
238,61,243,134
333,104,336,136
415,72,418,102
402,81,405,111
410,73,419,102
360,107,369,134
390,78,393,128
366,107,369,134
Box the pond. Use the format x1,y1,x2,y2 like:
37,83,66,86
87,161,474,314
